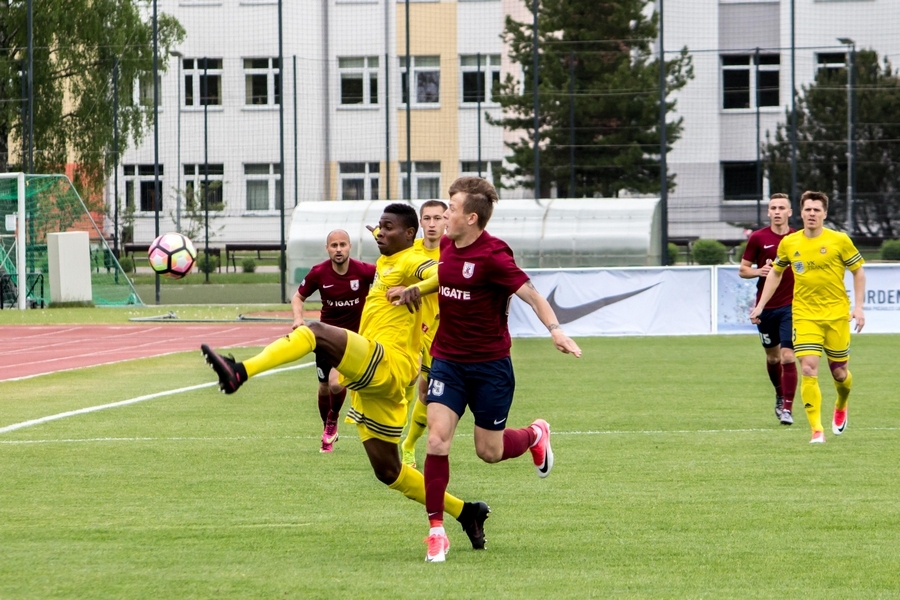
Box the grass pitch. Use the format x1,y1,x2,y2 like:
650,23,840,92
2,334,899,598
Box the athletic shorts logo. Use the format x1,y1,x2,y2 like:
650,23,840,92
462,262,475,279
793,261,805,274
316,367,325,379
429,379,445,397
350,279,359,290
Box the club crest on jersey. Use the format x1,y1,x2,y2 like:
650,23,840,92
793,261,805,274
820,247,827,254
462,262,475,279
350,279,359,290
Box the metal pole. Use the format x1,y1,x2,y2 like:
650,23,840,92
278,0,287,303
532,0,540,200
405,0,411,200
26,0,33,173
847,43,855,235
789,0,798,222
153,0,160,304
175,53,182,232
477,52,482,178
658,0,668,265
16,173,26,310
20,61,26,173
113,58,120,256
203,58,209,284
385,52,390,199
294,55,299,208
569,50,575,197
755,47,762,229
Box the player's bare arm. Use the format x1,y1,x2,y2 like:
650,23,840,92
515,281,582,358
739,258,772,279
393,270,439,312
749,269,784,323
851,266,866,332
291,291,308,330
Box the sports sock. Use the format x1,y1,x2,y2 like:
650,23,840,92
424,454,450,527
766,361,783,397
801,374,823,433
328,388,347,421
244,327,316,378
834,370,852,411
782,362,798,412
402,398,429,453
317,392,330,425
500,426,537,461
388,463,464,519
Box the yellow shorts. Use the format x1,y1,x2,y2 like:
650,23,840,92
337,331,418,443
793,318,851,361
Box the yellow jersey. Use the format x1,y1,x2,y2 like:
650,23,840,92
773,228,864,321
413,238,441,339
359,245,438,360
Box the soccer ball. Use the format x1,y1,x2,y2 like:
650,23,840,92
148,232,197,279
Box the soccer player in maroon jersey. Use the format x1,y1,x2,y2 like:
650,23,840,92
395,176,581,562
292,229,376,452
740,193,798,425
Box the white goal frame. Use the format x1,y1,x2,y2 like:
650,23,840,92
0,172,27,310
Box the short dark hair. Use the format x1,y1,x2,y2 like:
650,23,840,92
420,200,448,215
800,190,829,212
448,176,499,229
383,203,419,234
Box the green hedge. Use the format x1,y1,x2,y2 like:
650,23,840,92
692,239,728,265
880,240,900,261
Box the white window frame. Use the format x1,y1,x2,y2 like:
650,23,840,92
244,163,282,211
816,52,847,76
135,74,162,108
460,160,502,190
184,163,225,211
400,56,441,107
183,58,223,108
721,54,780,110
460,54,501,105
123,164,164,213
243,58,280,107
400,161,441,200
338,56,379,106
339,162,380,200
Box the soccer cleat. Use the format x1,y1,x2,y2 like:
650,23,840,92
200,344,243,394
810,430,826,444
832,408,848,435
323,419,339,445
779,409,794,426
529,419,554,478
320,438,334,453
775,395,785,419
401,448,417,469
424,532,450,562
457,501,490,550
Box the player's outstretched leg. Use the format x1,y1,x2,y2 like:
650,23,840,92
200,345,247,394
528,419,554,478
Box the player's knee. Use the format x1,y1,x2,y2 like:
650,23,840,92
372,462,401,486
765,355,780,365
801,363,818,377
328,383,344,395
475,446,502,464
829,360,848,381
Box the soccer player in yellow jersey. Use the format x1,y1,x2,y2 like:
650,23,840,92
751,191,866,444
401,200,447,468
200,204,490,553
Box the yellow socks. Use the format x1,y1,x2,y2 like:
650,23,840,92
801,375,823,432
402,398,429,454
243,326,316,378
834,371,852,411
388,464,464,519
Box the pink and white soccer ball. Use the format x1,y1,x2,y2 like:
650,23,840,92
148,232,197,279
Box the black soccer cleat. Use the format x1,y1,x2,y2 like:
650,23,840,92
457,501,490,550
200,344,244,394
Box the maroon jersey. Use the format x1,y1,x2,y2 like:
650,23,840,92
297,258,376,332
742,226,796,308
431,232,530,363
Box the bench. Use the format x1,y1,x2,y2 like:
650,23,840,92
224,243,284,272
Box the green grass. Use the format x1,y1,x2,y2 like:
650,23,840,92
2,335,899,598
129,272,282,285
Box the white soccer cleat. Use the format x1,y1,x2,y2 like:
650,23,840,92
424,532,450,562
810,431,826,444
832,409,848,435
529,419,554,478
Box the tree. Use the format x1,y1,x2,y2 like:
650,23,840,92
0,0,184,201
764,50,900,237
491,0,693,198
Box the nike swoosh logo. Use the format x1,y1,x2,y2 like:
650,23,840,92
764,245,775,249
322,285,334,288
493,418,507,425
546,283,660,324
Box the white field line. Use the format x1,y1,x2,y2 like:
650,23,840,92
0,362,314,434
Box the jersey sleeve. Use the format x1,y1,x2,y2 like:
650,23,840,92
741,234,758,264
296,265,320,298
841,234,865,272
489,244,530,294
772,239,790,273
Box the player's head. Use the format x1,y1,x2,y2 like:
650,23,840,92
420,200,447,243
377,203,418,256
325,229,351,265
767,193,792,227
445,177,499,239
800,191,828,229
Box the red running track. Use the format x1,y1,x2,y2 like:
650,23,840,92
0,324,292,382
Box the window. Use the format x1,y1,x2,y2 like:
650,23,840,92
339,57,379,105
138,74,161,107
400,161,440,200
460,54,501,104
339,162,380,200
244,58,280,106
722,162,760,201
184,164,225,210
183,58,223,106
461,160,502,190
400,56,440,106
817,52,847,75
721,54,780,109
244,163,282,210
123,164,164,212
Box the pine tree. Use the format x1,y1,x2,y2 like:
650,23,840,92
492,0,692,198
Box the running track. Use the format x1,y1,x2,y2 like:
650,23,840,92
0,324,293,382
